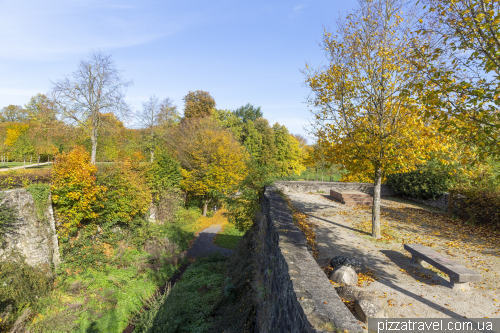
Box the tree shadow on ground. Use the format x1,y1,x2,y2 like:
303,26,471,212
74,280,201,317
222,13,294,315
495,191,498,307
380,249,450,288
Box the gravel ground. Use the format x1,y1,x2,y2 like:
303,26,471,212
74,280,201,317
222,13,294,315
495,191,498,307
286,192,500,321
186,225,233,258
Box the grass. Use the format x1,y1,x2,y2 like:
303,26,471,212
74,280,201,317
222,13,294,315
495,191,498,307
0,206,201,333
178,207,245,250
133,254,227,333
277,167,343,182
214,223,245,250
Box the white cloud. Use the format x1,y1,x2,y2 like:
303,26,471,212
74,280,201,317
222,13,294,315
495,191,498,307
293,4,306,11
0,0,195,60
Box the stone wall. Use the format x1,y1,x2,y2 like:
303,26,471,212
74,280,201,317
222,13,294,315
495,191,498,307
275,181,395,196
0,189,60,269
253,186,362,333
400,193,450,211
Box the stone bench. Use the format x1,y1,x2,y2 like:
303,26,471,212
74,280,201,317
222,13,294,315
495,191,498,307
404,244,482,290
330,189,373,205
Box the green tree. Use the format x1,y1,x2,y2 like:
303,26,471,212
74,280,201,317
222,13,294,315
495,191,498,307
182,90,216,119
212,109,244,142
233,103,263,123
242,120,262,158
253,118,277,170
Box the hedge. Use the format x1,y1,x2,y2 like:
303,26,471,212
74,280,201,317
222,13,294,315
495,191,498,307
449,187,500,227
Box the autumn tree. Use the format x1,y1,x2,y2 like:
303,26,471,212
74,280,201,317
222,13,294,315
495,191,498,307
0,105,29,122
24,94,60,165
182,90,216,119
304,0,448,238
414,0,500,160
272,123,305,177
51,50,132,164
137,95,178,162
172,117,248,216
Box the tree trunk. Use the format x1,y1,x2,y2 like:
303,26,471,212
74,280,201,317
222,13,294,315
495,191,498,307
23,155,26,168
91,127,98,165
150,149,154,163
202,200,208,217
315,167,318,181
372,167,383,239
37,154,40,166
30,155,32,164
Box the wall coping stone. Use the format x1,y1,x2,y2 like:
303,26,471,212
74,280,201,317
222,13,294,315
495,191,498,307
274,181,395,196
259,186,362,332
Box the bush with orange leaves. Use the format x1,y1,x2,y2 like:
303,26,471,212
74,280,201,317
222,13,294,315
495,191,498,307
51,146,106,240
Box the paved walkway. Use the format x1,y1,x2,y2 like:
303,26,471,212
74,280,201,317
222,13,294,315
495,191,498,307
0,162,52,172
286,192,500,320
187,225,233,258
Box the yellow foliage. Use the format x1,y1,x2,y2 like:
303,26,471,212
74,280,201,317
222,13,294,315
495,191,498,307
179,119,249,201
51,146,106,239
5,124,28,146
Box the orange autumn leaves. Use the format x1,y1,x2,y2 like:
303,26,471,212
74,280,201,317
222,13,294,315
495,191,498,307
51,146,151,239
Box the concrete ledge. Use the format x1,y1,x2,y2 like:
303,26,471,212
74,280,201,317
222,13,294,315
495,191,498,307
253,186,362,333
275,181,395,196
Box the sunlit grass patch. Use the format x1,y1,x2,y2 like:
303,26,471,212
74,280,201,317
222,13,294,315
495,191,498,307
214,223,244,249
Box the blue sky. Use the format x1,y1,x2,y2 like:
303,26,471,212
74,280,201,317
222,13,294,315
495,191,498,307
0,0,357,143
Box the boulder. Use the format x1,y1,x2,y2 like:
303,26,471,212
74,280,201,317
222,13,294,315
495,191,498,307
337,285,378,301
354,299,389,323
330,266,358,285
330,256,366,273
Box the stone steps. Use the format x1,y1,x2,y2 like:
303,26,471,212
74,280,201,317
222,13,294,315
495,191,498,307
330,190,373,206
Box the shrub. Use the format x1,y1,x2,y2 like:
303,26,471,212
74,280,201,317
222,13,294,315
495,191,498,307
147,149,183,202
0,255,54,322
449,186,500,227
386,164,452,200
96,160,151,227
0,169,51,190
51,146,106,239
223,161,275,231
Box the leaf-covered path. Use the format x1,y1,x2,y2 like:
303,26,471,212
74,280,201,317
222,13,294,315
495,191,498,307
285,192,500,322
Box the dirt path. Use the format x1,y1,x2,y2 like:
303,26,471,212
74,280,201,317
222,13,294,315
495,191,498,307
187,225,233,258
286,192,500,320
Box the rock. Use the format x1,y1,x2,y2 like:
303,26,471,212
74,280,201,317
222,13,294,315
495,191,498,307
354,299,389,323
337,285,381,305
330,266,358,285
337,285,362,301
330,256,366,273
